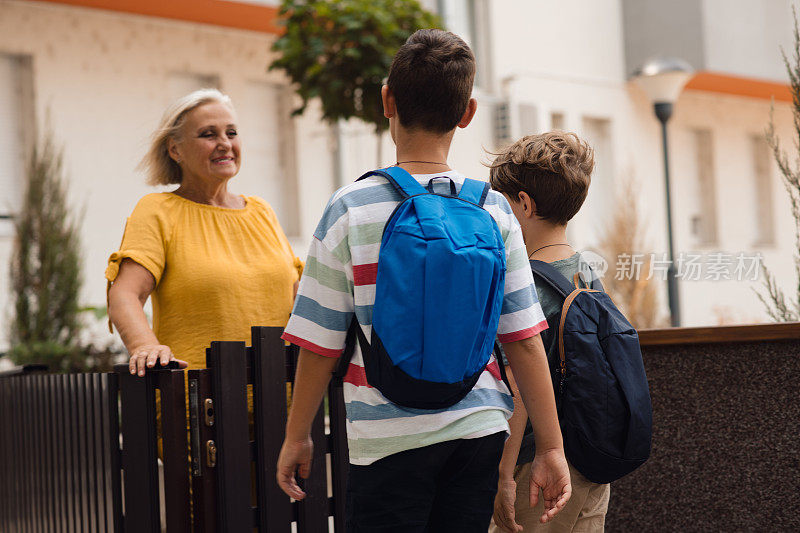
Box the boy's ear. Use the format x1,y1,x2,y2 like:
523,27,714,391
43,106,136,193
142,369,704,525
381,85,396,119
518,191,536,218
457,97,478,129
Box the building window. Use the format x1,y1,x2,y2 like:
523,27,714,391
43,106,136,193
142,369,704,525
0,54,34,227
550,112,566,131
569,117,614,246
518,103,539,137
438,0,476,45
238,81,300,237
689,129,718,246
750,134,775,246
437,0,489,89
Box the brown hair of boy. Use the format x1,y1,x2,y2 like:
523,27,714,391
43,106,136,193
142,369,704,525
387,29,475,134
489,132,594,225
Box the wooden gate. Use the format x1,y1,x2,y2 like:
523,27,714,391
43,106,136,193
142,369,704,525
0,326,347,532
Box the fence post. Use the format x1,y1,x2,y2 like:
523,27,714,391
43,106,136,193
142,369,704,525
157,369,191,533
288,346,330,533
251,326,293,532
328,377,349,533
189,367,217,533
103,372,124,533
207,341,252,531
115,364,161,533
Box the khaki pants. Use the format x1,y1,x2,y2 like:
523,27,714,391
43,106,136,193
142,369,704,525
489,461,610,533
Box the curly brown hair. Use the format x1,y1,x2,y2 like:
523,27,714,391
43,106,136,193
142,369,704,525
489,132,594,225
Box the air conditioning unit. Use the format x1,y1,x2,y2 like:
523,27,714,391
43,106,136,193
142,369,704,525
493,101,511,147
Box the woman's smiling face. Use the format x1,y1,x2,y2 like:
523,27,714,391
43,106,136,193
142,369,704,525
170,101,241,184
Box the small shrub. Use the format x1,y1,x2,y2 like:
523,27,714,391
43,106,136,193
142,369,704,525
9,132,84,372
598,176,666,329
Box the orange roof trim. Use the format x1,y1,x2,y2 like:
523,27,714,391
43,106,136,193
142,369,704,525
686,71,792,103
40,0,282,34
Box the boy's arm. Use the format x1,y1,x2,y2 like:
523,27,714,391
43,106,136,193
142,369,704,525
502,334,571,523
493,367,527,533
276,348,339,500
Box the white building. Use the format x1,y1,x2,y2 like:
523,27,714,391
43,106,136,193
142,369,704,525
0,0,797,350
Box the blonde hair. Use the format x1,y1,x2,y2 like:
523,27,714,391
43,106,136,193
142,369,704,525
139,88,234,186
489,132,594,225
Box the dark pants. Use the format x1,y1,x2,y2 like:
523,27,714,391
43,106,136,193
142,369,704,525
345,432,506,533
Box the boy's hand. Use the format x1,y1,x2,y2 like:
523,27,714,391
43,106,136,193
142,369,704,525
276,436,314,500
529,449,571,523
492,475,522,532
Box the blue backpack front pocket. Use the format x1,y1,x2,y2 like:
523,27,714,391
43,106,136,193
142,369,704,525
349,167,506,409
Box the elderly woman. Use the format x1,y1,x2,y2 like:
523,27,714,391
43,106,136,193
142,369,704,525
107,89,303,375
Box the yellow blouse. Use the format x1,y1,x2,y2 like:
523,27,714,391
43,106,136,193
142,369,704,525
106,192,303,369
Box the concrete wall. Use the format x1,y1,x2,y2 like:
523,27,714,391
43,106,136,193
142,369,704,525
702,0,795,81
622,0,706,75
623,0,795,81
608,332,800,530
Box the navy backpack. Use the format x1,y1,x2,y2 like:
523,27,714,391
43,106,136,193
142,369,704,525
530,260,652,484
337,166,507,409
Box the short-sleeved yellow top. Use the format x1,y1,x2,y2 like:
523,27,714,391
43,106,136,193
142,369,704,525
106,192,303,369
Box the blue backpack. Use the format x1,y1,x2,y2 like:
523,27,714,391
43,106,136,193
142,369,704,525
530,260,652,484
337,166,507,409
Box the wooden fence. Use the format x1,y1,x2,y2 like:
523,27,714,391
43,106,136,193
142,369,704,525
0,326,348,532
0,370,122,532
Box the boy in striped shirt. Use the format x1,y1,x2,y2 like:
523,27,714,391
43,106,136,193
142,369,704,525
277,29,570,532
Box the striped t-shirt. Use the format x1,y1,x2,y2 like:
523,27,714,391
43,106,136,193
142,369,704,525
282,170,548,465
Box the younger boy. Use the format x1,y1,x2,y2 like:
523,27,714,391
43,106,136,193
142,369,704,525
276,30,571,532
488,132,609,533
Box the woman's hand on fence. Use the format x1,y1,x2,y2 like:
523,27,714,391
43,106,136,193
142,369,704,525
276,436,314,500
493,476,523,532
529,448,571,523
128,344,188,376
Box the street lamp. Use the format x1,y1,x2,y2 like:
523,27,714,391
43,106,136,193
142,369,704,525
633,57,693,327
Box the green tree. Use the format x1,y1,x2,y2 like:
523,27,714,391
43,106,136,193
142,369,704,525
9,132,84,371
270,0,441,163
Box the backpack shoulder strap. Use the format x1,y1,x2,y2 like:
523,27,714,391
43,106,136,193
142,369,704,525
529,259,579,299
357,166,427,198
589,273,605,291
333,318,370,381
493,342,513,397
458,178,491,207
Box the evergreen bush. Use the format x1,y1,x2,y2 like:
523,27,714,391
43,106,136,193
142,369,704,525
9,132,84,371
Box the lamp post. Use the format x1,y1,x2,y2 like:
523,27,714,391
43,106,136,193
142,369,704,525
633,58,693,327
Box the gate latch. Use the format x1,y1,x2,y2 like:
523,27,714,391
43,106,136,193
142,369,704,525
204,398,215,426
206,440,217,468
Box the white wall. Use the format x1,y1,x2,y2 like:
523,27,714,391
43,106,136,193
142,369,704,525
0,1,338,349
